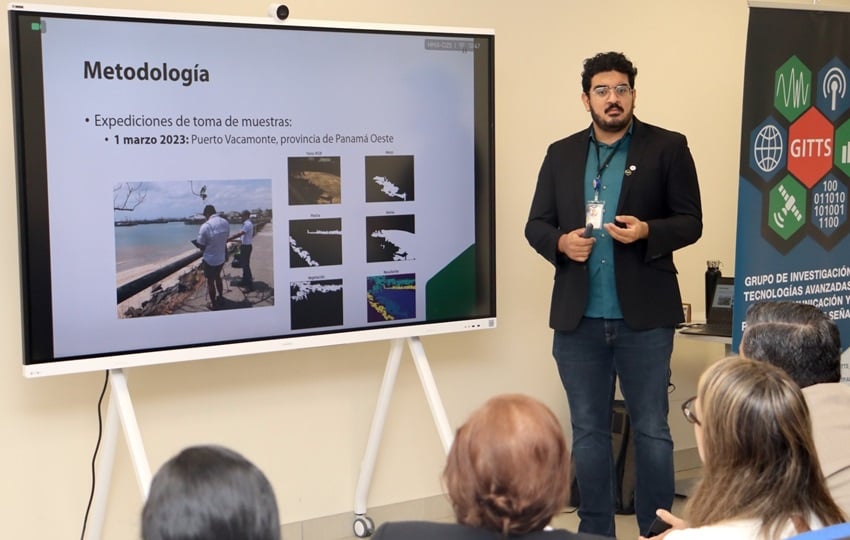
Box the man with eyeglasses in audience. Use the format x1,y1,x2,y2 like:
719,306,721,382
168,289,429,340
739,300,850,517
525,51,702,538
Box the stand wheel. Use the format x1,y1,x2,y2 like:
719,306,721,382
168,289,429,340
353,515,375,537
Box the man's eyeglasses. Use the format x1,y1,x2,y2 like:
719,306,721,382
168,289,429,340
681,396,701,426
590,84,632,99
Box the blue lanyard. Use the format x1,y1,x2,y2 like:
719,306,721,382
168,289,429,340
592,137,623,201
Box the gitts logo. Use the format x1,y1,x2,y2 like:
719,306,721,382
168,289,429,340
747,55,850,252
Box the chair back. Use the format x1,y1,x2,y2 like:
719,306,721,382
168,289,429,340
789,523,850,540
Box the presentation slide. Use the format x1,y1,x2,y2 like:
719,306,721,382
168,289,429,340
9,8,495,371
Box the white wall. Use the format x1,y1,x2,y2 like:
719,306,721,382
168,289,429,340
0,0,756,537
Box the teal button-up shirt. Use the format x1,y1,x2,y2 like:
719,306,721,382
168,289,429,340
583,124,632,319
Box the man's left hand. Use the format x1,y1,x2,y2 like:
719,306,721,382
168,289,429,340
604,215,648,244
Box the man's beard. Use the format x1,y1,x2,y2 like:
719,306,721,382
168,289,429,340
590,104,633,133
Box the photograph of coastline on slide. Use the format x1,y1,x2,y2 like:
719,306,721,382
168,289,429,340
365,155,415,202
366,214,416,262
114,178,274,318
289,218,343,267
290,278,344,330
288,156,342,205
367,273,416,322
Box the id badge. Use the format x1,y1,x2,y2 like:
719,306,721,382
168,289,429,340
585,200,605,230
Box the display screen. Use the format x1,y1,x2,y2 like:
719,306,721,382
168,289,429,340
8,4,496,376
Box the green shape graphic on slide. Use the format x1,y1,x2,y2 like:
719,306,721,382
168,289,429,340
426,245,477,320
768,175,807,240
775,56,811,123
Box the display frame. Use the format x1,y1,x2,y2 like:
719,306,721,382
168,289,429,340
8,3,496,377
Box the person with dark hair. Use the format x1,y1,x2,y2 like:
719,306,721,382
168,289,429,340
193,204,231,308
525,51,702,537
142,444,280,540
230,210,255,291
740,300,850,516
650,357,845,539
371,394,609,540
741,300,841,386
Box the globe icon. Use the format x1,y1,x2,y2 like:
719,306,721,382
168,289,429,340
754,124,783,172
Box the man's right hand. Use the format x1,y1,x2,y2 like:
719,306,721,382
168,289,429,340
558,227,595,262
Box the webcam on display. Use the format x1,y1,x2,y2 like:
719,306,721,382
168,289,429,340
268,4,290,21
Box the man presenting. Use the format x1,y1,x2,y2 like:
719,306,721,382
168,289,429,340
525,51,702,537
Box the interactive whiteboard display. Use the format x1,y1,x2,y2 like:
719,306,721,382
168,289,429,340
8,4,496,376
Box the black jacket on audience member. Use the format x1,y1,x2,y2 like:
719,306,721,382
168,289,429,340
371,520,613,540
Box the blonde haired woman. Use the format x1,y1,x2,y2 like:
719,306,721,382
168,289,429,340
651,357,845,540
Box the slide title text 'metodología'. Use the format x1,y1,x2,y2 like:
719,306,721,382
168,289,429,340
83,61,210,87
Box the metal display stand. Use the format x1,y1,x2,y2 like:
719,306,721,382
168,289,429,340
86,369,151,540
351,336,454,537
82,338,452,539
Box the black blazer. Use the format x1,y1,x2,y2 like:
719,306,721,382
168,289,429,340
525,118,702,331
372,521,612,540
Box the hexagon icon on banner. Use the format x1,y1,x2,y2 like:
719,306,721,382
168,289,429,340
788,107,834,188
775,55,812,123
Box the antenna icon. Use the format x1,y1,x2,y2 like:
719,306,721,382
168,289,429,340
823,66,846,111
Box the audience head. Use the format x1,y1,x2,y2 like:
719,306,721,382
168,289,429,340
443,393,570,536
142,444,280,540
203,204,217,218
741,300,841,387
685,357,843,535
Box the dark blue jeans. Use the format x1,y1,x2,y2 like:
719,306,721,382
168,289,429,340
553,318,674,537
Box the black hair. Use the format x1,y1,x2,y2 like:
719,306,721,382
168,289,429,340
581,51,637,94
741,300,841,387
142,445,280,540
